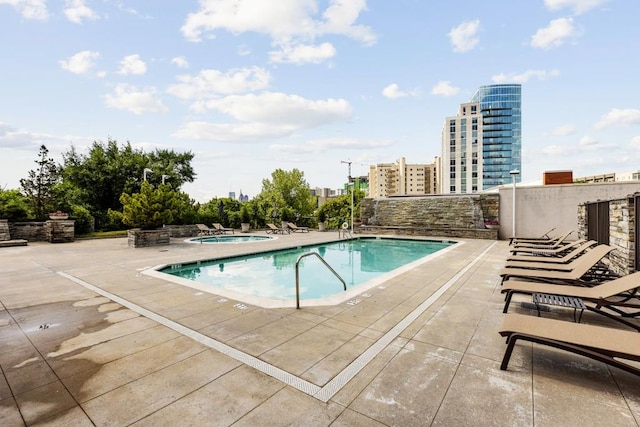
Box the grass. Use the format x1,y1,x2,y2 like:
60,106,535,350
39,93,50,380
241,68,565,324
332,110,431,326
77,230,128,239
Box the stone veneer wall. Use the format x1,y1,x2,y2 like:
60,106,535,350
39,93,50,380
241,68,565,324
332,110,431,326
0,219,9,241
162,224,200,238
359,194,499,239
8,221,75,243
9,221,75,243
127,229,171,248
578,196,636,276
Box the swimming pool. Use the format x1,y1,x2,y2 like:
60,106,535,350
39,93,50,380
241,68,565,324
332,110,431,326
186,235,274,244
150,237,457,308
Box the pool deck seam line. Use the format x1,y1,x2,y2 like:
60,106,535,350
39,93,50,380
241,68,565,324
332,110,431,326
55,241,495,402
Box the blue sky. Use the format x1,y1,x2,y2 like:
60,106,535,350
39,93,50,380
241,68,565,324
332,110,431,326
1,0,639,202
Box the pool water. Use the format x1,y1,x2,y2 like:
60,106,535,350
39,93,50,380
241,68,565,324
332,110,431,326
161,238,452,300
187,235,274,243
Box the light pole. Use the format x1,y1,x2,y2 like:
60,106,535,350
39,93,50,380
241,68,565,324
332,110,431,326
341,160,354,233
161,174,169,185
143,168,153,181
510,169,519,237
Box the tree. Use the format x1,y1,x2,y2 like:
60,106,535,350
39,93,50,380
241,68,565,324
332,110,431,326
112,181,181,229
0,188,30,220
61,139,196,230
20,145,60,219
258,169,316,224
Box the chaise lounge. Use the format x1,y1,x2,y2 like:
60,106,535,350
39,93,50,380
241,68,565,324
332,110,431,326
502,272,640,330
286,222,309,233
196,223,215,236
506,240,597,263
212,223,234,234
266,223,289,234
499,313,640,377
500,245,614,285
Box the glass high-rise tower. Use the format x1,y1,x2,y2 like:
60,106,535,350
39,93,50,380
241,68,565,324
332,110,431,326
471,84,522,189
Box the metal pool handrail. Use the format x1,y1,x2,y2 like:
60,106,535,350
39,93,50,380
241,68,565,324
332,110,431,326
295,252,346,309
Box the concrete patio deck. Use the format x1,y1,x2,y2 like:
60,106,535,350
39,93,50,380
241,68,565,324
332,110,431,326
1,233,638,426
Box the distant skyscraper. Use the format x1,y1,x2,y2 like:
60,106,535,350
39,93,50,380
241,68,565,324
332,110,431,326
440,84,521,193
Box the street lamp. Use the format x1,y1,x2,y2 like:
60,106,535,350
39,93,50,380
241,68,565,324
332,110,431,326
143,168,153,181
341,160,354,233
161,174,169,185
510,169,519,237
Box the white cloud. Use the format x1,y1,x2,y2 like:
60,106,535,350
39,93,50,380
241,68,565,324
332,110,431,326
0,122,90,151
630,136,640,150
382,83,418,99
531,17,577,49
59,50,100,75
0,0,48,20
64,0,99,24
492,69,560,84
579,135,599,148
104,84,168,115
544,0,611,15
542,145,571,155
167,67,270,100
171,56,189,69
202,92,352,126
269,42,336,64
431,81,460,97
180,0,375,45
237,44,251,56
117,54,147,75
550,124,576,136
448,19,480,53
174,92,352,141
594,108,640,129
271,137,392,154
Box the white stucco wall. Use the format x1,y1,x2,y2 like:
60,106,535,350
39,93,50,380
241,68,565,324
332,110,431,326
497,181,640,240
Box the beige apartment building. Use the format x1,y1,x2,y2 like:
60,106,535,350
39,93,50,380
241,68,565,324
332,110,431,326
368,157,436,198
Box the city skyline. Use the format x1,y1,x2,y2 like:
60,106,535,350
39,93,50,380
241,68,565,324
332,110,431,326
1,0,639,201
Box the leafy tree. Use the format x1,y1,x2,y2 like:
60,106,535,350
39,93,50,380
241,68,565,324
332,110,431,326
61,139,196,230
317,189,365,229
258,168,316,225
113,181,180,229
0,188,30,221
20,145,61,219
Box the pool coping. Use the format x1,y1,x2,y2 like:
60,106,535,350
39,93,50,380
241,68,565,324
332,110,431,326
143,236,463,309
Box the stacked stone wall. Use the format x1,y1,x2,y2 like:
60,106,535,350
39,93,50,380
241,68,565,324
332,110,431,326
8,221,75,243
0,219,10,241
359,194,499,240
162,224,199,238
578,196,636,276
127,229,171,248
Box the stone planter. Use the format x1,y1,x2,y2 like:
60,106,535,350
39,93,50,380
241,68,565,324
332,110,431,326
318,222,326,232
49,213,69,220
127,228,170,248
241,223,250,233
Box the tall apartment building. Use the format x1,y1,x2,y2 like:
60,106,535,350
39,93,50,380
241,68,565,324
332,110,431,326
441,84,521,193
368,157,435,198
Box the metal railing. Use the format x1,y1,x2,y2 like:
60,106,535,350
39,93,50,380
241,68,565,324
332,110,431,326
295,252,346,309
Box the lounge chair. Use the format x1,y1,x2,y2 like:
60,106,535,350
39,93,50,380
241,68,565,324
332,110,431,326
506,240,597,263
504,242,602,272
286,222,309,233
509,239,588,256
508,227,556,245
502,272,640,330
212,223,234,234
196,223,215,236
266,223,289,234
499,313,640,376
499,245,615,285
510,230,574,249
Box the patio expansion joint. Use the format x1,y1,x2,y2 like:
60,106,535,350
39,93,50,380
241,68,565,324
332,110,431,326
56,241,496,403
